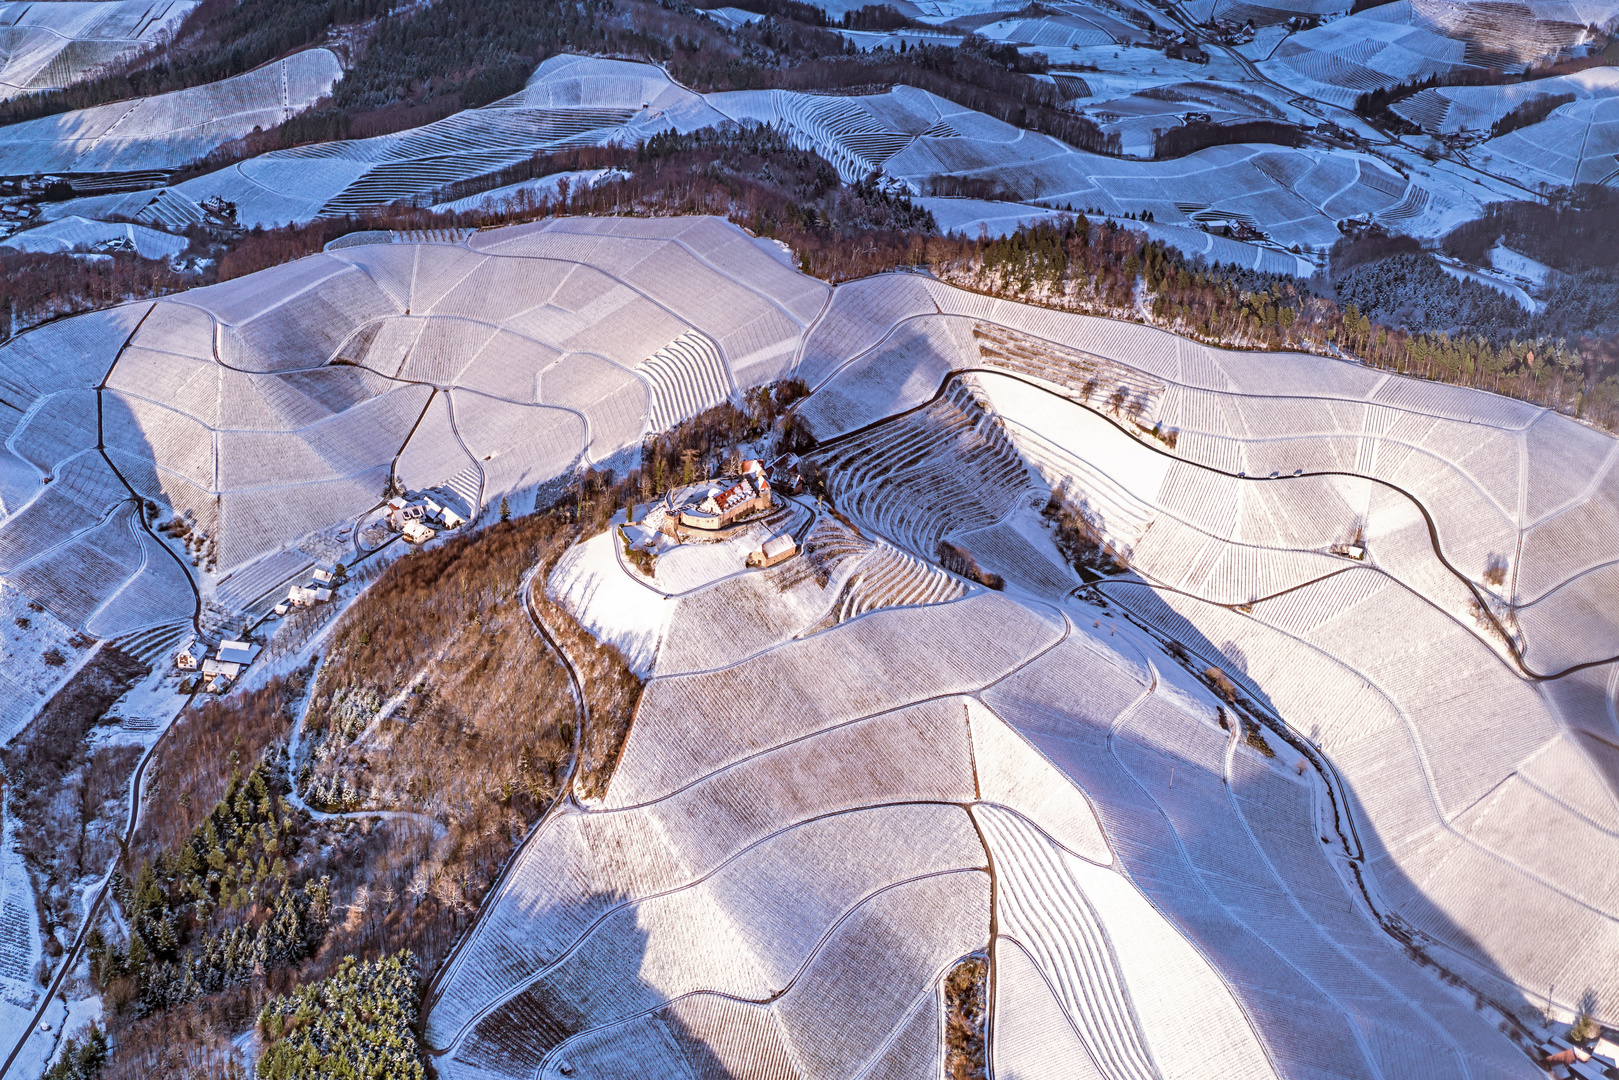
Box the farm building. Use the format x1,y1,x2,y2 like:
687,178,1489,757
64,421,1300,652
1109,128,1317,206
402,520,436,544
199,658,241,680
287,584,332,607
389,503,428,530
215,639,258,666
173,637,207,670
747,533,797,568
205,673,231,694
680,472,771,530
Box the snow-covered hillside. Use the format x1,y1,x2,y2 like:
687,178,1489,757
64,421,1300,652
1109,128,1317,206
40,52,1466,271
2,207,1617,1078
0,0,194,101
0,49,341,176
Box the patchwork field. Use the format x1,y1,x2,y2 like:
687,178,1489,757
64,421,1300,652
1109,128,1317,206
1,199,1615,1074
0,48,341,177
0,0,193,101
0,0,1615,1070
0,215,825,638
397,249,1619,1078
38,50,1487,267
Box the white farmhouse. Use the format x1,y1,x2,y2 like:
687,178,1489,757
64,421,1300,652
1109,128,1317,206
288,584,333,607
402,520,436,544
174,638,207,670
747,534,797,568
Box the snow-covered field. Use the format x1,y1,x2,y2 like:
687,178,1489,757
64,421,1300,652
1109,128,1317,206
4,205,1617,1074
0,48,341,175
0,0,194,100
0,215,187,259
422,252,1614,1077
35,49,1536,267
0,215,826,643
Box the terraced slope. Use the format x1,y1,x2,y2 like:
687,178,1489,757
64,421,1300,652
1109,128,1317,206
0,0,193,100
801,271,1619,1036
425,576,1281,1080
0,216,825,631
47,52,1424,268
0,49,341,175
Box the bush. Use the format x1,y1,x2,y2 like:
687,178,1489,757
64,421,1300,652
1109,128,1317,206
942,954,988,1080
1205,666,1238,702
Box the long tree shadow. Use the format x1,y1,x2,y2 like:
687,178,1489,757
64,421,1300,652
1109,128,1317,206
428,890,752,1080
985,593,1554,1080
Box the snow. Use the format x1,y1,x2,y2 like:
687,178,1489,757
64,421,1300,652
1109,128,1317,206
547,528,675,675
923,196,1074,238
428,168,631,214
1436,258,1536,311
972,370,1172,512
27,51,1482,259
0,581,80,743
1487,242,1552,288
0,1,197,101
0,216,188,260
0,49,341,174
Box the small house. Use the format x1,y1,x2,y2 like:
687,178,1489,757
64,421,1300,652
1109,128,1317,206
206,673,232,694
311,566,336,586
216,640,259,666
439,506,465,529
288,584,333,607
273,601,290,616
402,520,436,544
747,534,797,569
174,638,207,670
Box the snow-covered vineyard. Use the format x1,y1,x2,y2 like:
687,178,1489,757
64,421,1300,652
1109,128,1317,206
3,214,1619,1075
0,0,193,101
415,230,1611,1079
36,50,1532,272
0,48,341,177
0,215,826,642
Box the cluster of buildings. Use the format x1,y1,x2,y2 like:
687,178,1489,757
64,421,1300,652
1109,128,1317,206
1543,1033,1618,1080
679,457,801,531
175,636,261,694
274,563,342,616
680,460,773,531
386,491,467,544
